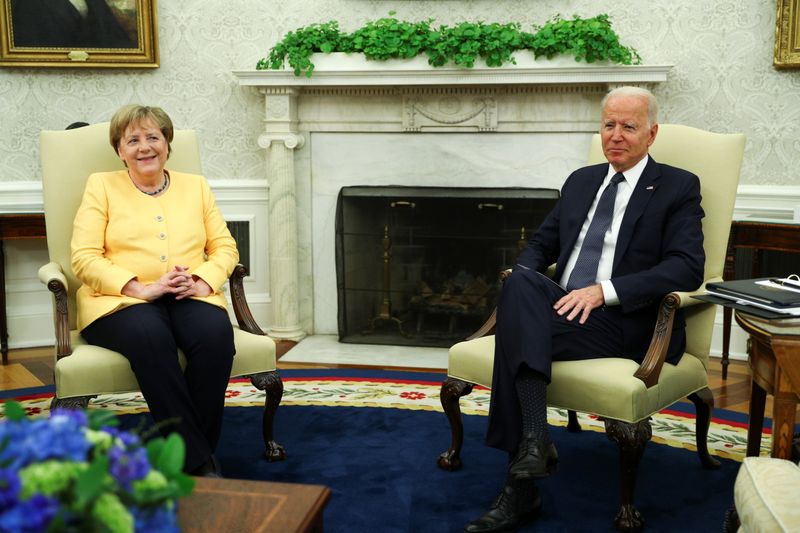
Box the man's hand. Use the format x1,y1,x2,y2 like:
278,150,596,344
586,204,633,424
553,284,605,324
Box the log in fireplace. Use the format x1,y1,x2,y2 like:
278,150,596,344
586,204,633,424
335,186,559,347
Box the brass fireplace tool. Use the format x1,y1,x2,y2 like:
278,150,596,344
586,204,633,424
363,224,409,337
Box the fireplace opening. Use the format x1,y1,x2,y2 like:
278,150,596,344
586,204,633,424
335,186,559,348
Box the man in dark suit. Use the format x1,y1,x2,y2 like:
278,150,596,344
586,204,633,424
466,86,705,532
11,0,134,48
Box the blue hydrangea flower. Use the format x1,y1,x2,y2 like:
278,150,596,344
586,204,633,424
27,410,91,464
0,422,29,470
0,493,59,532
104,427,141,448
0,469,20,510
0,404,184,533
131,504,180,533
109,445,151,490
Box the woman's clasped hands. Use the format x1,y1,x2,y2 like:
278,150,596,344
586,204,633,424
121,265,212,301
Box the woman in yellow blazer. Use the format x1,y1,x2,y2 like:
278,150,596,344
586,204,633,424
71,104,238,477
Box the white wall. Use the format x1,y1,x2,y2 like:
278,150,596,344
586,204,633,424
0,0,796,353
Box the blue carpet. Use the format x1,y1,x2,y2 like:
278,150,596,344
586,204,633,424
111,368,742,533
203,405,738,533
5,372,744,532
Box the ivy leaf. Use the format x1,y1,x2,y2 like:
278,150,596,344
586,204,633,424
257,13,640,75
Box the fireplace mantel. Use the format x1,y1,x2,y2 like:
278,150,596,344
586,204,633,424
233,57,671,341
233,54,671,87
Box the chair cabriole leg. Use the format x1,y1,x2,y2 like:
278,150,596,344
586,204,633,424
566,409,582,432
437,377,473,471
688,387,721,469
605,418,651,533
251,370,286,462
50,395,93,410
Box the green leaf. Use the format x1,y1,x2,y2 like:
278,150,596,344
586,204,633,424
257,12,640,75
3,401,26,422
154,433,186,477
172,472,196,497
75,455,109,509
87,409,118,430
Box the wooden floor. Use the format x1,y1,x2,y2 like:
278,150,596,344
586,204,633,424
1,343,797,423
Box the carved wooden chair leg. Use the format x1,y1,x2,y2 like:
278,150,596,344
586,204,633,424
688,387,721,469
437,377,473,471
51,395,93,410
722,507,740,533
566,409,582,432
605,418,652,533
251,370,286,462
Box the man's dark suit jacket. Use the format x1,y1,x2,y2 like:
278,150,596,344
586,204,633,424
515,155,706,362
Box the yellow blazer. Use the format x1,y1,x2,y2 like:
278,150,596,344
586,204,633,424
71,169,239,330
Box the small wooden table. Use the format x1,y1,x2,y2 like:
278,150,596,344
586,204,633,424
0,213,47,365
721,219,800,379
179,477,331,532
735,310,800,459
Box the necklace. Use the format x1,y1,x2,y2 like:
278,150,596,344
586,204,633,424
131,172,169,196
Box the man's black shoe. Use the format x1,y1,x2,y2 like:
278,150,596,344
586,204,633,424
508,433,558,479
465,478,541,533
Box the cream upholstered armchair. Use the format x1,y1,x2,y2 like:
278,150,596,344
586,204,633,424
437,124,746,532
38,122,286,462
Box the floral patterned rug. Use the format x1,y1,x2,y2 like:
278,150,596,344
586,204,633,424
7,369,766,462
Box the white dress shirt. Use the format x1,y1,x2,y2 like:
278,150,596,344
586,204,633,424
558,155,649,305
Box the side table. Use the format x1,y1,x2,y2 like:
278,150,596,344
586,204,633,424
735,310,800,459
179,477,331,532
0,213,47,365
722,220,800,379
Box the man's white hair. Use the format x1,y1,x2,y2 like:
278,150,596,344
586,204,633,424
601,86,658,127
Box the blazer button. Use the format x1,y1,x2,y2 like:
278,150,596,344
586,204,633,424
159,255,167,262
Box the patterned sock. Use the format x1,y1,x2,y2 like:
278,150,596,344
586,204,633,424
515,365,550,443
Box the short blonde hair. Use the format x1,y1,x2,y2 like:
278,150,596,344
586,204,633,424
601,86,659,127
109,104,174,156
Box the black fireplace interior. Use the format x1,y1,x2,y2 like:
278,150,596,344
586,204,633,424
335,186,560,348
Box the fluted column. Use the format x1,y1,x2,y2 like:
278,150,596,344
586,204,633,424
259,88,305,341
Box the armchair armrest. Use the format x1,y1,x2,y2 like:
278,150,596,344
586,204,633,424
634,278,721,388
38,262,72,359
228,264,266,336
38,261,67,287
670,278,722,308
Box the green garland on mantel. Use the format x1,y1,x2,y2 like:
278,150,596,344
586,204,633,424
257,13,641,77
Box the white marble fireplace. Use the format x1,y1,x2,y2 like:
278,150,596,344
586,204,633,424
233,55,671,341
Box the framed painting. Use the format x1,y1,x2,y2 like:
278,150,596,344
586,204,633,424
0,0,158,68
775,0,800,68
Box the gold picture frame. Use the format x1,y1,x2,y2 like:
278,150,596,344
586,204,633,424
0,0,158,68
775,0,800,68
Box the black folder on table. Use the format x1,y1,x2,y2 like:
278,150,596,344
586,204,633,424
705,278,800,308
692,294,791,320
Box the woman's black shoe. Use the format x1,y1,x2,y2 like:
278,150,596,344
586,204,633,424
191,455,223,478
